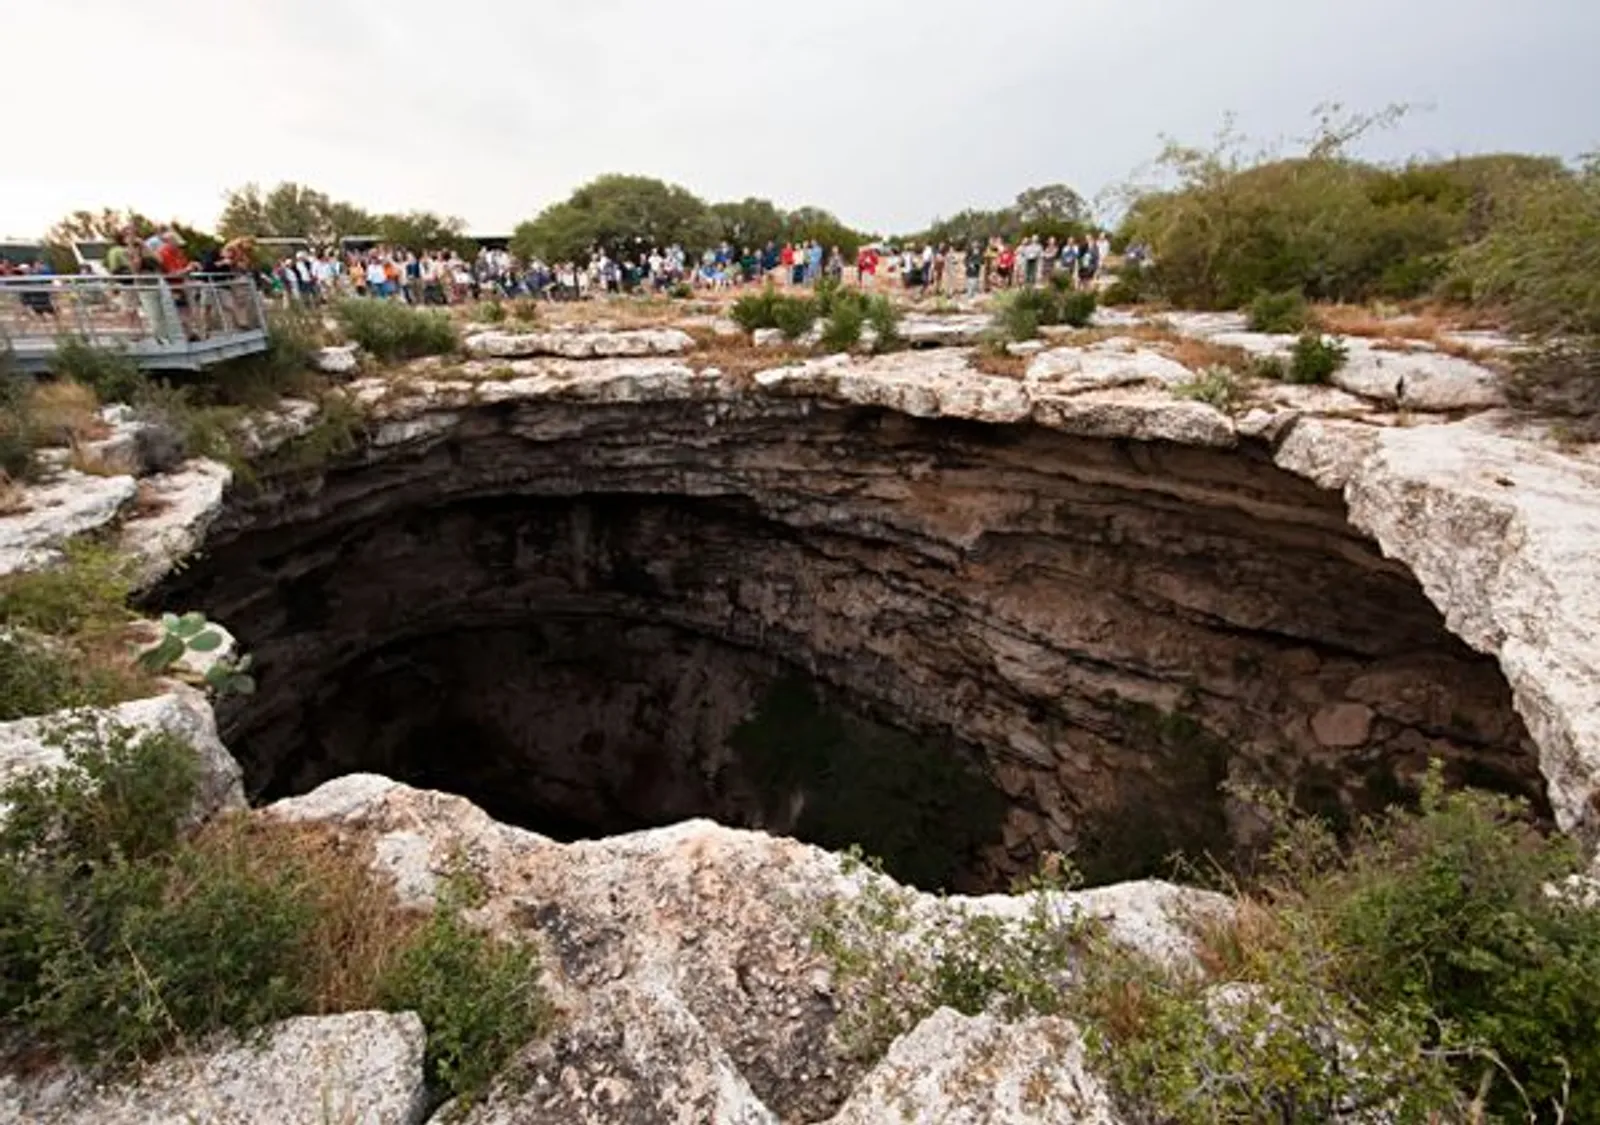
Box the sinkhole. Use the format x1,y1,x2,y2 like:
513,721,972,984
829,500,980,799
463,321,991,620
146,404,1549,892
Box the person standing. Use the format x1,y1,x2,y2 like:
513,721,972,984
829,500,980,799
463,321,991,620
964,241,984,297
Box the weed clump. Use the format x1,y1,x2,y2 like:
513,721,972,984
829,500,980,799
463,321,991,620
50,338,147,405
1174,366,1243,412
1287,333,1349,384
1247,290,1313,334
730,285,818,340
333,299,458,361
995,285,1096,341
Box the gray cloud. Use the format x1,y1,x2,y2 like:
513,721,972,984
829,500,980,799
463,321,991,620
2,0,1595,236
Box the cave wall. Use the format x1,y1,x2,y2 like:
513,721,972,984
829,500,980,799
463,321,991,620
154,399,1542,888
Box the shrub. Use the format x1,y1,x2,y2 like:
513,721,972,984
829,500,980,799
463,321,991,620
668,282,693,300
818,300,865,352
477,300,506,324
813,769,1596,1122
50,337,147,404
0,366,38,480
1287,333,1348,384
0,632,133,720
1247,290,1312,333
0,537,135,638
1100,267,1156,307
0,719,551,1089
509,299,541,324
865,294,901,351
995,287,1095,341
1174,366,1243,412
333,299,458,361
731,285,817,340
1250,354,1289,381
378,880,550,1103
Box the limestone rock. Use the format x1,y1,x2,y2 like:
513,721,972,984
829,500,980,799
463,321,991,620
823,1008,1121,1125
115,459,233,587
752,328,786,348
0,1011,429,1125
313,343,362,375
465,327,694,359
1331,345,1504,411
898,313,993,347
232,397,322,457
0,470,137,575
446,985,779,1125
0,687,244,825
1026,341,1198,391
269,779,1225,1122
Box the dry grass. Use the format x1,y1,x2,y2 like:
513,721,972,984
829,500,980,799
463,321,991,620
682,327,808,385
0,473,28,515
1164,336,1255,374
188,816,423,1014
970,349,1028,378
128,480,172,519
28,380,108,447
1188,895,1293,981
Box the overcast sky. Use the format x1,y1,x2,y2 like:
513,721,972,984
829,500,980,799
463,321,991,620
4,0,1596,238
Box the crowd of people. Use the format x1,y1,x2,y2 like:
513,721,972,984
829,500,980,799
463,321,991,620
255,229,1125,308
3,224,1135,338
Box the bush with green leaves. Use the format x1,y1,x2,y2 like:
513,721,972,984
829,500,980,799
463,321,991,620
0,359,38,480
1287,333,1349,384
378,877,550,1102
0,631,131,720
813,767,1596,1122
1174,366,1243,412
1100,266,1156,307
730,285,818,340
50,337,147,404
1247,290,1313,333
995,286,1096,341
811,285,901,353
477,300,507,324
0,717,551,1099
333,299,458,361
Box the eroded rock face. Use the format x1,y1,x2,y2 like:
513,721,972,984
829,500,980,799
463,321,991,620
268,775,1220,1123
153,374,1542,889
0,1010,429,1125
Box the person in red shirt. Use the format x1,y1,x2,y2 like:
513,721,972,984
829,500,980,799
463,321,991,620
995,243,1016,289
156,230,196,339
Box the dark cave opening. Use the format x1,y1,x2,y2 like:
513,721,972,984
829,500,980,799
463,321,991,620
144,410,1549,894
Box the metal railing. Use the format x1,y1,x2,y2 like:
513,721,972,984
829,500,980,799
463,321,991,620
0,273,268,369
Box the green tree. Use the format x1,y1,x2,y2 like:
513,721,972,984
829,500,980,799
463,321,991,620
218,182,376,246
374,211,471,254
1013,183,1089,227
709,197,788,249
511,174,716,263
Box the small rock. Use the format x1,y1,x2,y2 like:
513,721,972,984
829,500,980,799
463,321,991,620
1311,702,1376,748
313,343,362,376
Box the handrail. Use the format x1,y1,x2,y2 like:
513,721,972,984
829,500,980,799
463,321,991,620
0,272,268,359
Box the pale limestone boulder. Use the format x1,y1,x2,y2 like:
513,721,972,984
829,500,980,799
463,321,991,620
1331,344,1504,411
0,687,244,824
823,1008,1121,1125
231,397,322,457
442,985,779,1125
270,778,1226,1122
898,313,992,347
465,327,693,359
0,1011,429,1125
116,459,232,587
313,342,362,375
752,327,786,348
1026,341,1197,391
0,470,137,575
